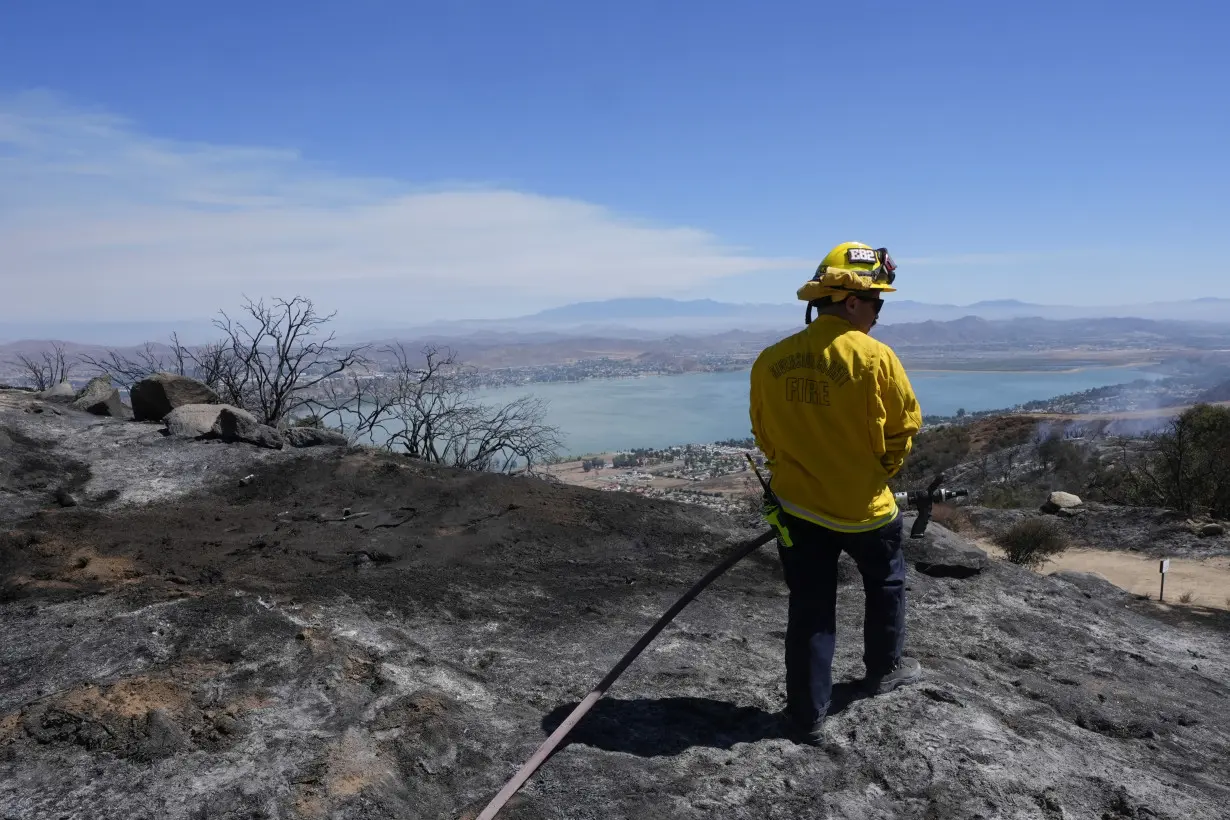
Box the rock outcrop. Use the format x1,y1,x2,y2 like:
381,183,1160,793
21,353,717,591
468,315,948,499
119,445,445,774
163,403,224,438
36,381,76,402
1050,569,1130,599
212,405,284,449
130,373,219,422
901,512,990,577
164,403,284,449
2,387,1229,820
0,389,287,521
283,426,350,448
1042,490,1083,514
70,375,131,418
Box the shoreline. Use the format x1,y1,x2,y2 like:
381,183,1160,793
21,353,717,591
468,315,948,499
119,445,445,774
476,360,1167,390
908,368,1147,375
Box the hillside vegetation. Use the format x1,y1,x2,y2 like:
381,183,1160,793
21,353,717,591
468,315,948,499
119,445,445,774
893,404,1230,519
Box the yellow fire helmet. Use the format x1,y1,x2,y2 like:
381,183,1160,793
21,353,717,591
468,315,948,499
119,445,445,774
796,241,898,303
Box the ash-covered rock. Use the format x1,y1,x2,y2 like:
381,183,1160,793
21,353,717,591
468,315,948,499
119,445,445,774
1049,569,1131,600
901,513,990,577
2,392,1229,819
163,403,225,438
164,403,284,449
1041,490,1083,514
36,382,76,402
70,375,131,418
0,389,292,521
212,405,284,449
283,426,350,448
130,373,219,422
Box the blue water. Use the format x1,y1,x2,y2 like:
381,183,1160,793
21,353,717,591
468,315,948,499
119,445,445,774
473,366,1165,456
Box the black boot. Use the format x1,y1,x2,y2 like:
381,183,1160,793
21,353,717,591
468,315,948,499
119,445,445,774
799,715,826,745
777,707,826,746
789,714,826,746
864,657,922,695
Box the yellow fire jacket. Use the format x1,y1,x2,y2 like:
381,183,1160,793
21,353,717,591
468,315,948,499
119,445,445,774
749,314,922,533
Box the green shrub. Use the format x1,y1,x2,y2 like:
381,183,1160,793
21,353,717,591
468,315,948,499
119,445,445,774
1037,436,1095,488
996,518,1069,569
1096,404,1230,517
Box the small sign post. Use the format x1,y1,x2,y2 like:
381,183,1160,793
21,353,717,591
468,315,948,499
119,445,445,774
1159,559,1170,601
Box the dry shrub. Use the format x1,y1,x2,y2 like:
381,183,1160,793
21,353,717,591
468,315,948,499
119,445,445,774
996,518,1068,569
936,505,972,533
1178,591,1194,604
981,483,1037,510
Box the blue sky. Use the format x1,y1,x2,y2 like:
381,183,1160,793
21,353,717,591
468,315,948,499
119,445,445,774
2,1,1227,326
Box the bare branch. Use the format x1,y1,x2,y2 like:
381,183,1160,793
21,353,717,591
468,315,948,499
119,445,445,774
80,341,178,390
312,342,563,474
13,343,74,390
211,295,370,426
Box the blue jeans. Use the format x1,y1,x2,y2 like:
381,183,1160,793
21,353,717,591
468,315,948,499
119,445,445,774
776,511,906,723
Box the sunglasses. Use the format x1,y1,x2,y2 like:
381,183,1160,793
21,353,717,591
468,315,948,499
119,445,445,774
854,293,885,314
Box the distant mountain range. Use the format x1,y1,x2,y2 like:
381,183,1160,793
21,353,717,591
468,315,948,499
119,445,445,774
7,314,1230,380
4,297,1227,348
527,296,1230,324
362,296,1230,339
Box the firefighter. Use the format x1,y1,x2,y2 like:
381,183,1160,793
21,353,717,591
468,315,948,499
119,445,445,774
749,241,924,744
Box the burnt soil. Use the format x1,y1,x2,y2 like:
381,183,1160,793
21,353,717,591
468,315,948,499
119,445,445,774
3,391,1230,819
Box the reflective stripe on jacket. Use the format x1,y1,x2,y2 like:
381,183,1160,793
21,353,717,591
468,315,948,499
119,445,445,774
749,314,922,533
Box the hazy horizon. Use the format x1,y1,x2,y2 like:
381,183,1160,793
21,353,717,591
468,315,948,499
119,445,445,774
3,5,1229,328
5,293,1230,348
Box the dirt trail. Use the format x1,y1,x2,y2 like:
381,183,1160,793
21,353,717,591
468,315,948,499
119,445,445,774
979,540,1230,610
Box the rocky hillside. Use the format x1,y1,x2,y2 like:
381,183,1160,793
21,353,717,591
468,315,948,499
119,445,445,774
960,502,1229,560
2,388,1229,819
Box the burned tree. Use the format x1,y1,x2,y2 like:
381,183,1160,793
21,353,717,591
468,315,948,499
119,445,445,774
80,338,187,390
77,298,365,427
14,343,75,390
79,333,240,396
212,296,368,426
311,343,562,474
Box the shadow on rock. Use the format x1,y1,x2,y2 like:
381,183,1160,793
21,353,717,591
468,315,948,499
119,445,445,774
828,680,873,716
541,697,786,756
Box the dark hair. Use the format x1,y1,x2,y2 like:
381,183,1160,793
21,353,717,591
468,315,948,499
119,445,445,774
805,298,836,324
805,294,850,324
804,292,879,325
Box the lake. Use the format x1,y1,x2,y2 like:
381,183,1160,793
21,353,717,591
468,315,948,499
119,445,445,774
472,366,1165,457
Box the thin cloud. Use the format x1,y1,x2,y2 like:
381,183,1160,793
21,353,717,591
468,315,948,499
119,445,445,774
898,252,1044,267
0,91,800,323
897,248,1112,268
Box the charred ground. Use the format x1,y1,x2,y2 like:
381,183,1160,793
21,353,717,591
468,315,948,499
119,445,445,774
2,389,1229,819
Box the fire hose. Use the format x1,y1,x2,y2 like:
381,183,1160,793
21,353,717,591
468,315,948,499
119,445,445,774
473,471,966,820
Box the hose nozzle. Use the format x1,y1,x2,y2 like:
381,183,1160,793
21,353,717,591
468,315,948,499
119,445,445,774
893,474,969,538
